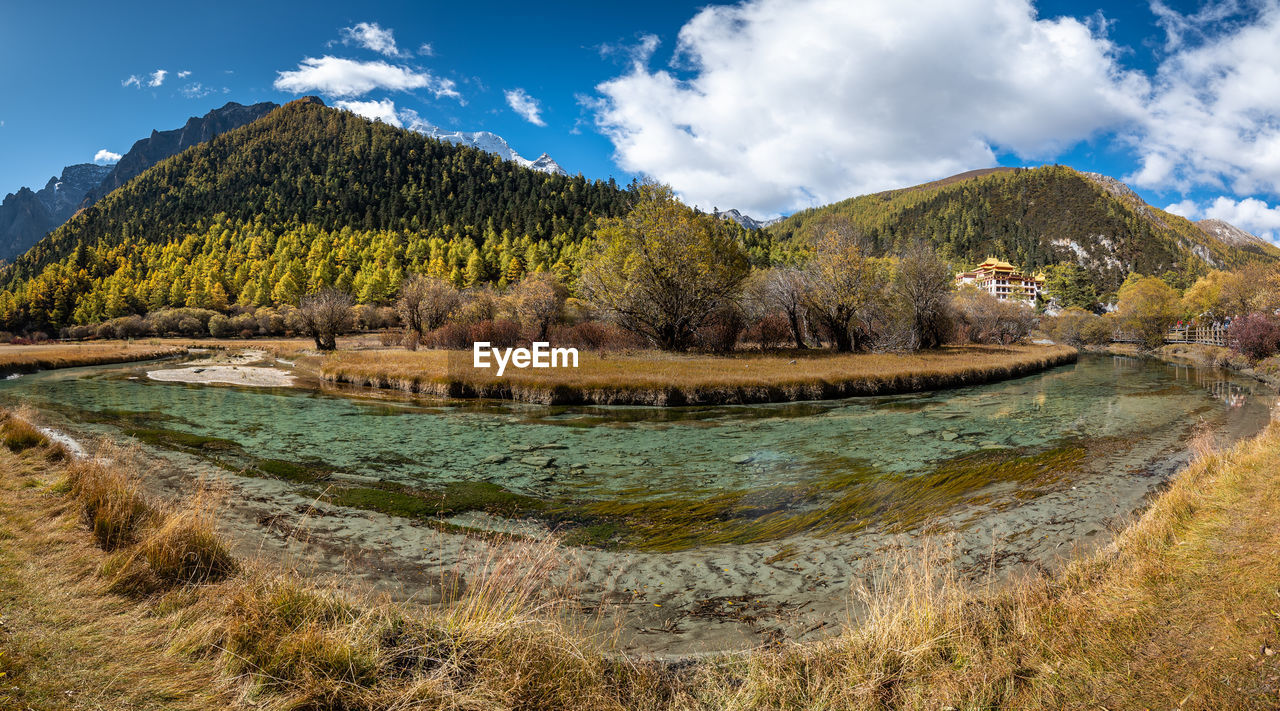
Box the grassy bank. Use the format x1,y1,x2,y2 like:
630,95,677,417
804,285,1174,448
4,408,1280,708
0,341,185,374
318,343,1078,405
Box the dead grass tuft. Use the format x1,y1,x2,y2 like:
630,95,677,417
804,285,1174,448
0,415,47,453
108,488,237,595
65,447,158,550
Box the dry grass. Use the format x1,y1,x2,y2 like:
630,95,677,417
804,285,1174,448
319,343,1078,404
66,448,158,549
0,340,184,373
4,407,1280,708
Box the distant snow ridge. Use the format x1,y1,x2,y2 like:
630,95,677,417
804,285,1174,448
411,123,567,176
1196,218,1269,249
717,208,781,230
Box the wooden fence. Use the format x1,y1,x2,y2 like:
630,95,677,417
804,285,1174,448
1111,322,1230,347
1165,323,1228,347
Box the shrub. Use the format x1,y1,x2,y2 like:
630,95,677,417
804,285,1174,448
545,322,642,351
695,305,745,353
256,308,287,336
953,291,1036,345
425,323,471,350
468,319,523,350
65,324,95,340
1229,312,1280,360
178,317,204,335
1046,307,1101,346
230,313,258,336
743,313,791,350
208,314,235,338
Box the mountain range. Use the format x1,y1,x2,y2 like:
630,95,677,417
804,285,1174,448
0,102,276,263
769,165,1280,294
0,101,568,265
0,163,113,261
0,93,1275,331
0,98,629,330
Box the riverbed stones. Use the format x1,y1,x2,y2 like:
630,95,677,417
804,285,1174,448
520,456,556,468
939,431,959,442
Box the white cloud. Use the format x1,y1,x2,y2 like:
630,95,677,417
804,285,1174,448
181,82,214,99
93,149,122,164
418,43,434,57
122,75,141,88
177,70,191,79
335,98,404,127
1164,199,1200,219
504,88,546,126
1126,3,1280,200
148,69,167,87
274,56,459,99
593,0,1147,216
340,22,404,57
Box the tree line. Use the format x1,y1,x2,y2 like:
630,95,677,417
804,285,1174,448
49,183,1040,355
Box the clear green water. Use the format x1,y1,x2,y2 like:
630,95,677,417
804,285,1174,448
0,354,1272,547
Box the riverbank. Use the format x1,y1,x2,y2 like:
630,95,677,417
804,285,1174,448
0,341,185,375
3,408,1280,708
318,343,1078,405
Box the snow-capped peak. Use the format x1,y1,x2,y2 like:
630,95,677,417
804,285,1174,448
407,120,567,176
716,208,780,230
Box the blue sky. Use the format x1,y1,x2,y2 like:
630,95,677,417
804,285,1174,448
4,0,1280,239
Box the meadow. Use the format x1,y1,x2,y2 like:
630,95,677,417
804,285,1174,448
0,341,184,373
316,342,1078,404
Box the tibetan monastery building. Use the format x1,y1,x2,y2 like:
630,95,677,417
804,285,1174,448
955,258,1045,302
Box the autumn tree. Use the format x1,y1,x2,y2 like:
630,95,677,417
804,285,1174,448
1116,275,1179,348
1044,263,1100,311
800,221,891,352
298,287,353,351
509,272,568,340
579,184,750,351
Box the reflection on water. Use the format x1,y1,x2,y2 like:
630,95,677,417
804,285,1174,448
0,354,1272,508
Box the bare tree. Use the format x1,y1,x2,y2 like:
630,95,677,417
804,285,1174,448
748,267,810,349
510,272,568,340
299,288,353,351
891,241,955,350
396,274,462,346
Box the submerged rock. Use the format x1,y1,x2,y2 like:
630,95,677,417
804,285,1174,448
520,456,555,468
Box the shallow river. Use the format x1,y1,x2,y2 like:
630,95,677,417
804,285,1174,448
2,353,1274,653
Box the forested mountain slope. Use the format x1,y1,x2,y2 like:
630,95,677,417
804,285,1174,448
770,165,1280,294
0,98,633,330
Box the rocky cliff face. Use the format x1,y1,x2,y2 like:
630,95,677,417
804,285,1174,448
0,102,280,263
80,101,278,207
0,163,113,261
